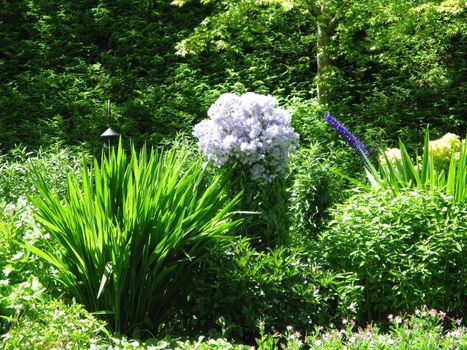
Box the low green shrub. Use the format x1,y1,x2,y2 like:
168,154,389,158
321,188,467,322
0,144,88,203
0,200,59,315
27,141,241,334
229,171,291,248
0,277,109,349
183,239,361,342
0,197,62,335
288,144,348,242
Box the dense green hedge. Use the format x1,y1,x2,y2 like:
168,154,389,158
1,1,465,152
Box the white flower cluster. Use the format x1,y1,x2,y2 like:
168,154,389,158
193,92,299,182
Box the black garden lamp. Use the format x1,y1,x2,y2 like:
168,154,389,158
101,99,119,148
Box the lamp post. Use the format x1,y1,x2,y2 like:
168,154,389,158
101,99,119,148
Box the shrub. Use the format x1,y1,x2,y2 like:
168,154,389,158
226,169,291,247
0,144,88,203
0,199,59,308
321,188,467,322
0,277,109,349
183,239,361,342
193,92,299,247
27,141,241,334
288,144,348,242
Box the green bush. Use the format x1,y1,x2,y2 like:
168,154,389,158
288,144,348,242
321,188,467,322
183,239,361,342
0,277,109,349
0,144,88,203
0,200,60,313
228,169,291,248
27,141,241,334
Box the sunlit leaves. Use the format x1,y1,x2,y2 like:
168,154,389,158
28,141,241,333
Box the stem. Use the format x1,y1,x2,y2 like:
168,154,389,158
315,5,338,106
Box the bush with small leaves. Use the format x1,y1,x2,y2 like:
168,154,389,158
1,277,109,349
288,144,349,242
321,187,467,322
183,239,361,342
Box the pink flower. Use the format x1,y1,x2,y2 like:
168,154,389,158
439,311,447,320
429,308,437,317
455,318,462,326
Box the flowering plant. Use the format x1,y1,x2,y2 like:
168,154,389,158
428,132,462,164
323,113,368,161
323,113,466,204
193,92,299,182
374,129,467,203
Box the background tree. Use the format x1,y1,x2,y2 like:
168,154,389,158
173,0,466,142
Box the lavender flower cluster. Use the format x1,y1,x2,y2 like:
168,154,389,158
323,112,369,160
193,92,299,182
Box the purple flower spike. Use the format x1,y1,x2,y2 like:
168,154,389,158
323,113,369,160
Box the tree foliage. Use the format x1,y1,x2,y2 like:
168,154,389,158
0,0,465,152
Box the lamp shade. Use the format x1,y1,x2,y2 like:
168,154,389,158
101,127,119,148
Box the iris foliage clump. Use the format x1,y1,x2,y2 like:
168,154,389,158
27,141,241,333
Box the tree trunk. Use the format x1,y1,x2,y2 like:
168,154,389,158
315,5,337,106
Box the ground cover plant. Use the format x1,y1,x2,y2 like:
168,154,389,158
254,307,466,350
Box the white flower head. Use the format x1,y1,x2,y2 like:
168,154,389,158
193,92,299,182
